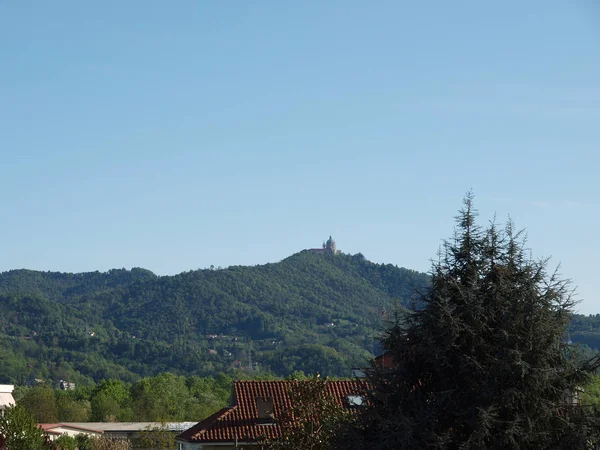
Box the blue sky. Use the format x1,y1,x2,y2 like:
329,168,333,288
1,1,599,313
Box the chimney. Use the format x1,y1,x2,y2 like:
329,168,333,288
256,396,274,423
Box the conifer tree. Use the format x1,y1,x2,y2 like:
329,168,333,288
343,194,600,449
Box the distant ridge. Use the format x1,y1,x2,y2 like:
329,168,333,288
0,250,429,384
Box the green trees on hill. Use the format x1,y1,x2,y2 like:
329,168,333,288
344,195,600,449
0,253,430,381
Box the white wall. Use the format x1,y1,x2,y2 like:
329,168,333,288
0,384,16,413
46,427,103,440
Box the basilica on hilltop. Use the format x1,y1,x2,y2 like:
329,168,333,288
308,236,340,255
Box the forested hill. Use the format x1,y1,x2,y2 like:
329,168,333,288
0,251,430,385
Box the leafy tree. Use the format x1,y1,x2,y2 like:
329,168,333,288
130,372,189,421
90,394,122,422
0,404,47,450
184,375,232,420
19,385,59,423
54,434,77,450
286,370,310,380
90,379,131,422
75,434,92,450
582,375,600,406
56,392,91,422
261,376,353,450
344,194,600,449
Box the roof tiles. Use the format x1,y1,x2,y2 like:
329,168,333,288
177,380,367,443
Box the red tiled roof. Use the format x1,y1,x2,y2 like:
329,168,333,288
177,380,367,444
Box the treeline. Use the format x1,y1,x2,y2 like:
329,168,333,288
15,372,242,423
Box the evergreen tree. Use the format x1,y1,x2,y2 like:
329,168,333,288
344,194,600,449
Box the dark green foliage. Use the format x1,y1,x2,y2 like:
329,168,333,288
344,195,600,449
90,379,132,421
130,373,189,421
55,390,91,421
54,434,77,450
261,344,358,377
18,385,59,423
75,435,92,450
0,253,429,381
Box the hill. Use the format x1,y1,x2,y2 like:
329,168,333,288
0,251,430,385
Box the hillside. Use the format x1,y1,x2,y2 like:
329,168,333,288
0,251,430,385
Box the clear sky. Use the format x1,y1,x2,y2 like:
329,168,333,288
1,1,599,313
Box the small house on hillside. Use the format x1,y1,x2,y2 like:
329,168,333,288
177,380,366,450
58,380,76,390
